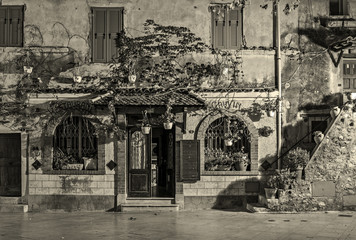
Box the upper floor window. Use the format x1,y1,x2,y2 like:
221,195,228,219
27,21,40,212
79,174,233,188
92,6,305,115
0,6,23,47
53,116,98,170
211,7,242,50
330,0,349,15
343,59,356,91
92,7,124,63
204,117,251,171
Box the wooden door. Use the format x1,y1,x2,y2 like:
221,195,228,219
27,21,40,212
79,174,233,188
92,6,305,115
128,128,151,197
0,134,21,196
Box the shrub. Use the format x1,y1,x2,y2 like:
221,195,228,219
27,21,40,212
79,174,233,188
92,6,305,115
282,147,309,171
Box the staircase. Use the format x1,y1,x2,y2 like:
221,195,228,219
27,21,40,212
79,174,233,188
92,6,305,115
0,197,28,213
120,198,179,212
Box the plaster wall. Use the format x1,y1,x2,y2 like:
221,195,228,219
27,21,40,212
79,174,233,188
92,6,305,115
0,0,299,84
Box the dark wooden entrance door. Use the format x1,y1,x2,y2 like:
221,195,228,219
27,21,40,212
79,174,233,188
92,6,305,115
0,133,21,196
128,128,151,197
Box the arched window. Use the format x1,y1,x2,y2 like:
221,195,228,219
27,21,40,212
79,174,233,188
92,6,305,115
204,117,251,171
53,116,98,170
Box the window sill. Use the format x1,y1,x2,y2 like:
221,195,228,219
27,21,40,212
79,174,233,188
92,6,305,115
43,170,106,175
202,170,259,176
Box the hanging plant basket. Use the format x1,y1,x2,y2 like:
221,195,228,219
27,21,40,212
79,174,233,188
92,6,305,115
141,126,151,134
23,66,33,74
224,139,233,146
163,122,173,130
128,74,136,83
267,110,276,117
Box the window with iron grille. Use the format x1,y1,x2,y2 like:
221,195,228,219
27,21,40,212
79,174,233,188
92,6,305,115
204,117,251,171
53,116,98,170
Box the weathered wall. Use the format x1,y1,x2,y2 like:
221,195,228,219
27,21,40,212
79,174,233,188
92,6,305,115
0,0,300,85
306,107,356,209
270,107,356,211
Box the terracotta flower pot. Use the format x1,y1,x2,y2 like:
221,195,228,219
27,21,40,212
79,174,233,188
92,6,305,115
163,122,173,130
296,167,303,182
234,161,245,171
314,133,324,144
264,188,277,200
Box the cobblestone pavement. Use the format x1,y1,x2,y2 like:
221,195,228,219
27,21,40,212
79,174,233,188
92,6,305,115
1,210,356,240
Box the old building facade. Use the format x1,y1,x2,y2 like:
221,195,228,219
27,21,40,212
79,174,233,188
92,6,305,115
0,0,354,211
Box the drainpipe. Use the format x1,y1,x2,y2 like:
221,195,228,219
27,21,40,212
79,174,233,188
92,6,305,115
275,1,282,171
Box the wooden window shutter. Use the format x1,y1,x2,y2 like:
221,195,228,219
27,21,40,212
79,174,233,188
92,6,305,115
0,8,7,46
212,11,226,49
93,9,107,63
228,9,241,49
180,140,200,182
107,8,123,61
8,6,23,46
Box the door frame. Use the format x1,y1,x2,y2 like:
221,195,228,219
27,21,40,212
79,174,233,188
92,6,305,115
127,125,176,198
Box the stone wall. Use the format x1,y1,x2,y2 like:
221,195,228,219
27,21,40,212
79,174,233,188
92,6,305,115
269,106,356,211
306,106,356,210
183,175,260,210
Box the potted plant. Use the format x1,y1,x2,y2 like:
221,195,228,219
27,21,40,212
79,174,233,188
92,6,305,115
352,105,356,118
264,100,277,117
258,126,274,137
282,147,309,181
330,106,341,118
232,150,250,171
223,132,234,146
313,131,324,144
265,173,279,200
23,65,33,74
141,110,151,134
159,104,176,130
248,103,263,121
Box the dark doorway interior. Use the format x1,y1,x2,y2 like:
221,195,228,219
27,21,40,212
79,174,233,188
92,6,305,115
0,133,21,196
151,127,174,197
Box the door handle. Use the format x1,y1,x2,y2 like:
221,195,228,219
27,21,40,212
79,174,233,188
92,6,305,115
95,33,97,39
109,33,111,39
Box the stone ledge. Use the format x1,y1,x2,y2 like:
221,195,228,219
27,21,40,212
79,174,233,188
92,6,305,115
202,170,259,176
43,170,106,175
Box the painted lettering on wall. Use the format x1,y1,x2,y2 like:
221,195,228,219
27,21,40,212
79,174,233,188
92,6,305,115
207,100,242,109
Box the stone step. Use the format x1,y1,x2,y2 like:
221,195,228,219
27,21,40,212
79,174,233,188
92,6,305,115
0,197,21,204
120,203,179,212
125,197,174,205
246,203,271,213
0,204,28,213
